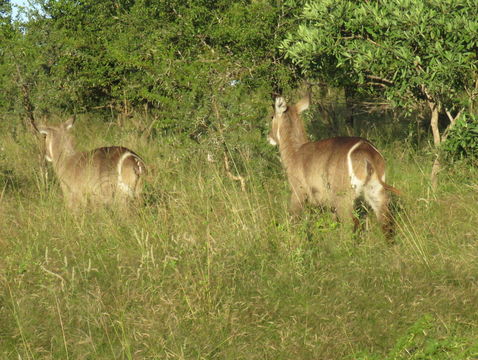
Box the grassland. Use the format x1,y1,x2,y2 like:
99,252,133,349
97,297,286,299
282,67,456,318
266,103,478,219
1,115,478,359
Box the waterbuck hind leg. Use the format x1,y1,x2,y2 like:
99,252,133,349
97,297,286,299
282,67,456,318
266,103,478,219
352,210,366,235
378,201,395,243
364,184,395,242
133,176,144,204
117,154,145,205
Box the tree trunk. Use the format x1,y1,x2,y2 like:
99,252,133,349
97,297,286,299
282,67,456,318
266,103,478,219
344,86,356,133
428,100,441,190
430,156,440,191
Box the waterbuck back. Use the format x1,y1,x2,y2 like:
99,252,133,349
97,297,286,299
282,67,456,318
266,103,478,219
268,95,399,239
36,117,146,208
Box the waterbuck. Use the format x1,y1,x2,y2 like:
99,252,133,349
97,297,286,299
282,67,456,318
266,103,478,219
268,94,399,239
36,117,146,208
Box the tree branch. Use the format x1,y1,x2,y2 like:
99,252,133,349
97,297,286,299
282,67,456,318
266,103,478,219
365,82,388,88
211,96,247,192
442,107,464,142
366,75,394,85
13,63,37,132
223,153,246,192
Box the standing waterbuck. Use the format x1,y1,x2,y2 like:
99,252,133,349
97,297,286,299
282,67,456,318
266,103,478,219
268,94,399,239
36,117,146,208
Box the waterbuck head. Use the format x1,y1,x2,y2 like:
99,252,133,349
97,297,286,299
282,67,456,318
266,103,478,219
268,95,310,147
37,117,76,163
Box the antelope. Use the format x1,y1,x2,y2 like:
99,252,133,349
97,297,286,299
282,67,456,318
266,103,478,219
268,94,399,239
36,117,146,208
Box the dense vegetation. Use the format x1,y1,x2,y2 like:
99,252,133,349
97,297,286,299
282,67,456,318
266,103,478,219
1,0,305,134
1,0,478,358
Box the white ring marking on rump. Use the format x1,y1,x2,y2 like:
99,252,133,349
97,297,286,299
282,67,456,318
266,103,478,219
347,141,365,195
117,152,134,196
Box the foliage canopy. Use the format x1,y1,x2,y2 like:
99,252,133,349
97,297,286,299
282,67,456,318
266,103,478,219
1,0,305,135
283,0,478,113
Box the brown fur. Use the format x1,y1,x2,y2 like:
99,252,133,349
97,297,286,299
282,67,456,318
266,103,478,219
268,95,399,239
37,118,145,208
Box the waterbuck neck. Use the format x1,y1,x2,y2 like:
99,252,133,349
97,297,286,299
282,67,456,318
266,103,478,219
50,136,77,174
278,107,309,172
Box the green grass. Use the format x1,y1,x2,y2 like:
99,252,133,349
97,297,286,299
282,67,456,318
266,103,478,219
1,117,478,359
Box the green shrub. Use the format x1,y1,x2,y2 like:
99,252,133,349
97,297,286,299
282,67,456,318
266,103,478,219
443,113,478,163
353,315,478,360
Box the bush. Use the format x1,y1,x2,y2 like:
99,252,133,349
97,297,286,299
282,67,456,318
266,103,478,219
352,315,478,360
443,113,478,163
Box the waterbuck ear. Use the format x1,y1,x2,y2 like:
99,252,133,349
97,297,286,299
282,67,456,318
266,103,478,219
36,126,50,135
295,93,310,114
274,97,287,114
64,116,76,130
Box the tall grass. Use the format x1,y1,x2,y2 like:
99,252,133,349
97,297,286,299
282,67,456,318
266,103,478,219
1,116,477,359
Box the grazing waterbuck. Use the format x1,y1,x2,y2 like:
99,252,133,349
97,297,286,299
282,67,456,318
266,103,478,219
268,94,399,239
36,117,146,208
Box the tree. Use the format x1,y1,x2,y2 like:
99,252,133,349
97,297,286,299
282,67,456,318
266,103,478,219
0,0,308,143
0,0,15,111
282,0,478,188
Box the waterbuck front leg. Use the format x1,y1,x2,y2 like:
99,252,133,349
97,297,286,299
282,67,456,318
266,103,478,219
289,185,307,217
63,190,86,210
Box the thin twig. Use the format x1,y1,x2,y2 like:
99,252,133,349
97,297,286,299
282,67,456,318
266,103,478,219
365,82,388,88
223,153,246,192
366,74,394,85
